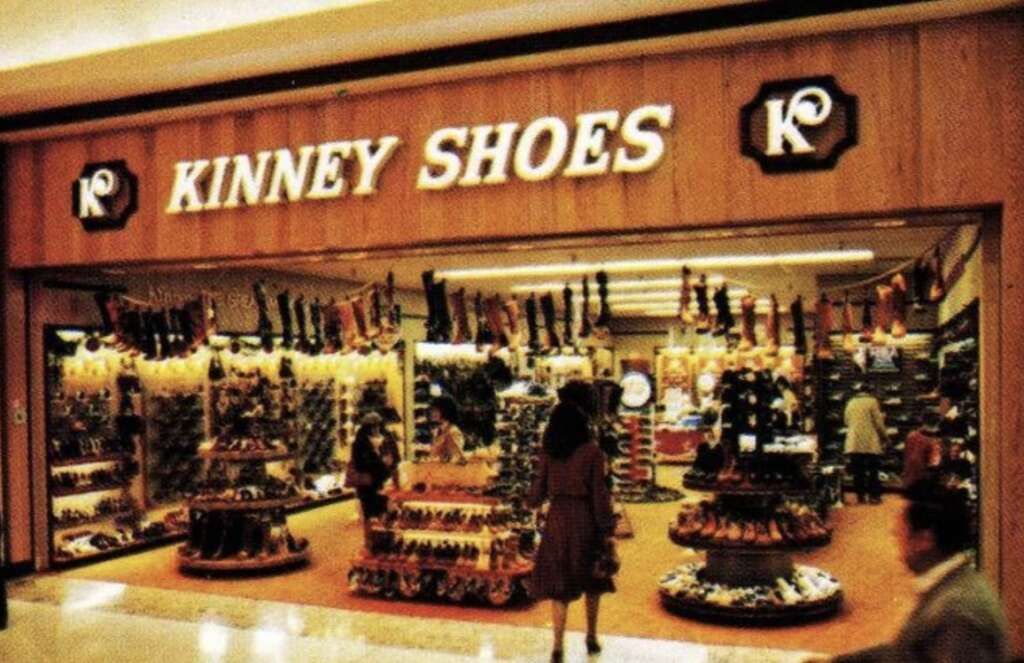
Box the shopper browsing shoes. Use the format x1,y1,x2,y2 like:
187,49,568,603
528,381,616,663
429,395,466,463
348,413,400,547
902,412,943,489
806,479,1008,663
843,385,889,504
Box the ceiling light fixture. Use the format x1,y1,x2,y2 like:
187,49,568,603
511,275,728,294
439,249,873,281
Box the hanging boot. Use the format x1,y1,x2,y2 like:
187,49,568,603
766,295,781,356
141,309,159,359
377,273,400,351
253,281,274,352
842,292,856,353
175,308,195,354
474,291,494,345
562,284,575,347
449,288,470,344
277,290,294,350
94,292,114,336
485,295,509,348
815,294,834,360
154,309,172,359
350,295,370,348
739,295,756,351
891,274,908,338
679,267,694,327
323,298,342,353
929,246,945,302
368,284,385,340
310,297,324,354
694,274,711,334
421,271,439,342
525,294,540,352
912,257,930,309
579,277,593,339
503,297,521,349
294,295,310,353
712,284,734,337
593,271,612,342
338,300,362,351
208,352,226,382
874,284,892,345
860,297,874,343
540,293,560,350
432,279,453,343
790,295,807,356
121,305,144,354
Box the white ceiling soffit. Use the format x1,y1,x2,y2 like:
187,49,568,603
0,0,746,117
3,0,1020,132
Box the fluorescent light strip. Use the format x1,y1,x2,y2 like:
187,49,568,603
511,275,727,294
439,250,873,281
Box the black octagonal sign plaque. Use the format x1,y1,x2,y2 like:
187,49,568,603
740,76,858,174
71,160,139,232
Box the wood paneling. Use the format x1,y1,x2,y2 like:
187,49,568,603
9,16,1024,269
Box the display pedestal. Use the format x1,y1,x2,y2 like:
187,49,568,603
178,447,310,576
347,490,534,606
660,455,843,624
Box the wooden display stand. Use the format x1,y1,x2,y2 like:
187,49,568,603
660,456,843,624
178,447,310,575
347,489,534,606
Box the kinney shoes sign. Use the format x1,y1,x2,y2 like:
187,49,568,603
70,77,858,227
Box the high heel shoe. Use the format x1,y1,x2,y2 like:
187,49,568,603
550,649,564,663
586,636,602,655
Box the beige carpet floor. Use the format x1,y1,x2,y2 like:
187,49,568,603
60,472,915,656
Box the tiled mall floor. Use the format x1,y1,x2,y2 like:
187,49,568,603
1,576,813,662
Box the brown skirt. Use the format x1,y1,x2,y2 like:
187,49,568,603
528,497,615,602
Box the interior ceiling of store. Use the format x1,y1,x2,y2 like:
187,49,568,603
274,221,963,310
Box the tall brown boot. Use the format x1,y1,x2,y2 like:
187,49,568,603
815,294,834,360
842,292,856,352
874,285,892,345
449,288,470,344
766,294,780,355
485,295,509,347
929,246,945,302
679,267,694,326
503,298,521,349
891,274,908,338
739,295,756,351
579,277,593,339
694,274,711,334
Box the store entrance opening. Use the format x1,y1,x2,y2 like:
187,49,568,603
31,211,988,655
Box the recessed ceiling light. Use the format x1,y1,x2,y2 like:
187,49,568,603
438,250,873,281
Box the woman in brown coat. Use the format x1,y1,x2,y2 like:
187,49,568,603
528,381,616,663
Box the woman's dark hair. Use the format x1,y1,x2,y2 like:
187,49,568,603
543,401,592,459
904,478,973,555
557,380,596,417
430,395,459,424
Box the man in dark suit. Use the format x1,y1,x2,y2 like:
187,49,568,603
823,479,1008,662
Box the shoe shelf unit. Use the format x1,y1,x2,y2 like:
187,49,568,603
933,299,980,522
45,337,192,567
490,387,554,512
660,452,843,624
178,441,310,575
816,332,937,487
348,491,534,606
611,405,656,501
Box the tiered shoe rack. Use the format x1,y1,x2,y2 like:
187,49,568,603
179,442,310,573
611,406,657,501
816,333,937,485
659,454,842,624
347,491,533,606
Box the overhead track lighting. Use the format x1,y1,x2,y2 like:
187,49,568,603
439,250,874,281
